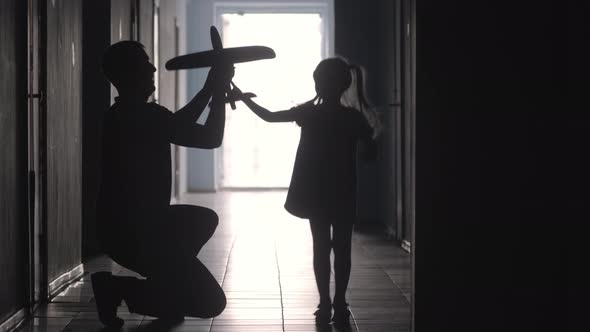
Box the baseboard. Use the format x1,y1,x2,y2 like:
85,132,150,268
48,264,84,298
0,308,26,332
402,239,411,253
219,187,288,192
384,224,396,240
0,265,83,331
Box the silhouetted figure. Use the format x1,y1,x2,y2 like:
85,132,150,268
93,41,233,327
234,57,378,327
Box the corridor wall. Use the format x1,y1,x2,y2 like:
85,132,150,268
334,0,400,231
0,0,28,325
82,0,179,258
45,0,83,287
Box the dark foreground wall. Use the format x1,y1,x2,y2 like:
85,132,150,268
0,0,28,323
414,0,563,331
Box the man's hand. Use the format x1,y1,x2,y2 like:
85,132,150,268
205,64,235,91
229,83,244,99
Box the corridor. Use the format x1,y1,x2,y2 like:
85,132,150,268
16,191,410,332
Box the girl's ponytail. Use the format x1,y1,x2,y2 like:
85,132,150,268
348,65,381,139
349,65,369,112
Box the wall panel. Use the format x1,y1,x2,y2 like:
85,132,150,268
111,0,133,43
158,0,179,198
138,0,154,61
46,0,83,283
110,0,134,104
158,0,177,110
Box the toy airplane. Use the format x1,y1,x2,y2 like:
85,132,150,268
165,26,275,109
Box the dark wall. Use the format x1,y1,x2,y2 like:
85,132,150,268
110,0,134,104
158,1,179,198
83,0,156,258
46,0,83,282
335,0,396,104
138,0,153,63
414,0,561,331
138,0,154,104
158,0,177,110
334,0,398,229
82,1,112,259
111,0,133,42
0,0,28,323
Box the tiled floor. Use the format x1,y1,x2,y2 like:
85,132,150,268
17,191,411,332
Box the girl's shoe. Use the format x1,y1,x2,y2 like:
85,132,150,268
314,302,332,325
331,302,351,327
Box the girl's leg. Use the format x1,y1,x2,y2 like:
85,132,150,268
309,219,332,306
332,221,354,305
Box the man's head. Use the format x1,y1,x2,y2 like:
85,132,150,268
102,41,156,100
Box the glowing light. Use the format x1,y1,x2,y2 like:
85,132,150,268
220,13,324,188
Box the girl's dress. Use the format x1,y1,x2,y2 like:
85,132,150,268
284,103,373,222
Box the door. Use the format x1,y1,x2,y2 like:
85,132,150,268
215,3,334,189
401,0,415,252
26,0,45,306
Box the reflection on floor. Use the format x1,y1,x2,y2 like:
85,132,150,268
17,191,411,332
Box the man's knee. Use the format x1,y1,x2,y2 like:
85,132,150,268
176,206,218,238
198,208,218,239
208,289,227,318
205,209,219,228
195,286,226,318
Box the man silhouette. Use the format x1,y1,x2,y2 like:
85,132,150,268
92,41,233,327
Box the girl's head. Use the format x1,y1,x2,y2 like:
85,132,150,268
310,57,380,138
312,57,369,111
313,58,352,100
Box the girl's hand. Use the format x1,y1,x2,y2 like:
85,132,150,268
229,82,244,96
225,83,256,104
228,83,255,101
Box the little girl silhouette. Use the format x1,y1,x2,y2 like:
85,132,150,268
234,57,378,327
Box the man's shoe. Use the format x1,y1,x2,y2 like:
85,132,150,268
91,272,124,327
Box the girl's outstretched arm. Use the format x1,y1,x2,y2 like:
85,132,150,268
232,84,302,123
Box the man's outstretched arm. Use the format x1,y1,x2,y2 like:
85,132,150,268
170,65,233,148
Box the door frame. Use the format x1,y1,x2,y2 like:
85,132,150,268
26,0,48,310
212,0,335,190
401,0,416,329
213,0,334,58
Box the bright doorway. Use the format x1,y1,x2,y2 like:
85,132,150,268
215,3,333,189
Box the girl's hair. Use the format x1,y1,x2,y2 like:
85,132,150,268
305,57,381,138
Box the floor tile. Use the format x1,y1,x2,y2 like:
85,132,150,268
16,191,411,332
